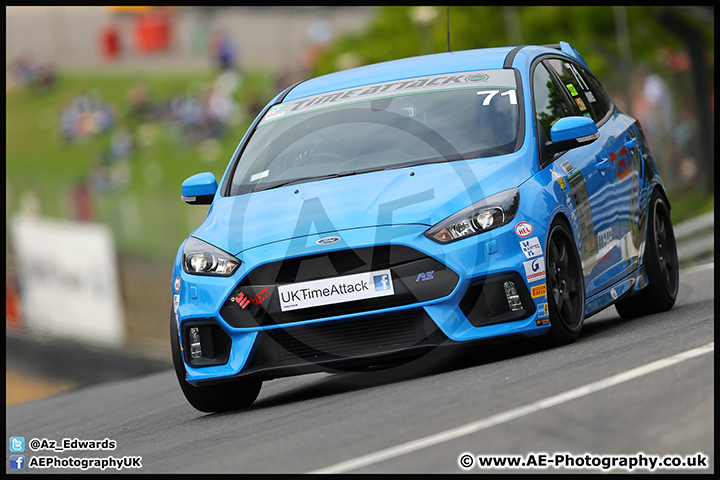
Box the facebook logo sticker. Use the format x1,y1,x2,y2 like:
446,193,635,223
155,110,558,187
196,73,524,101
10,436,25,452
10,455,25,470
373,274,391,291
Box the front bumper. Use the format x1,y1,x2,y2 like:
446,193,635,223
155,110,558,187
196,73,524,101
174,222,551,386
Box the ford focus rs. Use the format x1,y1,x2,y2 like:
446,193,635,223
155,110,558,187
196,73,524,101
171,42,678,413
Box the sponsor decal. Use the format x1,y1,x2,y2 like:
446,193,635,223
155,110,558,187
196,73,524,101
316,236,341,245
585,90,596,103
610,287,618,300
523,257,546,283
557,177,567,192
616,146,631,181
231,287,272,310
536,302,550,325
415,271,435,282
278,269,394,312
263,104,285,122
250,170,270,182
466,73,490,82
596,227,613,252
566,83,579,96
231,292,251,309
531,283,547,298
520,236,543,259
173,294,180,313
568,171,597,275
575,97,587,111
583,112,593,119
515,222,533,238
561,160,574,174
174,276,181,292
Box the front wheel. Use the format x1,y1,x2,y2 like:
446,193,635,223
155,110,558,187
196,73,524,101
542,220,586,346
615,191,678,319
171,311,261,413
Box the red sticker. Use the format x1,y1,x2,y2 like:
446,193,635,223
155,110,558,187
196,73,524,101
174,276,181,292
515,222,533,238
616,147,631,181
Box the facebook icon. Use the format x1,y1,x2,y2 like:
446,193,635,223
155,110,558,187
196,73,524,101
9,455,25,470
373,274,391,291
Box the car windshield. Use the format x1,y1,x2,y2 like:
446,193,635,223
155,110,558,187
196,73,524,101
228,69,521,195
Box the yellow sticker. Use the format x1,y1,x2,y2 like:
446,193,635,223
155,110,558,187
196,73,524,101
531,283,547,298
566,84,578,96
557,177,567,192
575,97,587,111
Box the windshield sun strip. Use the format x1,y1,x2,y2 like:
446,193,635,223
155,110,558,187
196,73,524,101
259,85,519,128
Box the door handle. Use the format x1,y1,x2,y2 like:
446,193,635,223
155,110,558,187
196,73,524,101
596,157,610,172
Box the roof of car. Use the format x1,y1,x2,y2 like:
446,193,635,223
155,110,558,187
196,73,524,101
284,46,518,102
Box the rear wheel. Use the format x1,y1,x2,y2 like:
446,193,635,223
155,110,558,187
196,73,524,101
615,191,678,319
171,311,261,413
543,220,586,346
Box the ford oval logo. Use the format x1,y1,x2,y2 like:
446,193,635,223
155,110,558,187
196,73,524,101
316,236,341,245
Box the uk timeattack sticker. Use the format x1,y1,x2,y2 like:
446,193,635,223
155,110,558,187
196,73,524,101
278,269,394,312
519,236,543,259
523,257,546,283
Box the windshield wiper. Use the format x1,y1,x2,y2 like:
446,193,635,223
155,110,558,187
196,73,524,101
251,171,359,192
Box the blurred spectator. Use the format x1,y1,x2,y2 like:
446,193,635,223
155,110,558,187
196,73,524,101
99,24,121,61
7,55,57,91
632,72,675,182
59,93,116,142
72,179,94,221
211,31,238,72
671,107,700,186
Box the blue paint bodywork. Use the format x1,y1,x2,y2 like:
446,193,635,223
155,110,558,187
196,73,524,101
172,43,663,386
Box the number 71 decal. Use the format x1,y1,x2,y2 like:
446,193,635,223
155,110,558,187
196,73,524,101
477,89,517,105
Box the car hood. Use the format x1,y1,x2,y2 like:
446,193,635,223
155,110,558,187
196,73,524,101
193,154,532,256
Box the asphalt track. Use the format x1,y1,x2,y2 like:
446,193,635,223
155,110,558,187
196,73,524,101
6,264,714,474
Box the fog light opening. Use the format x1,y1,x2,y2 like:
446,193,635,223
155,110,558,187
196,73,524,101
189,327,202,359
503,281,523,311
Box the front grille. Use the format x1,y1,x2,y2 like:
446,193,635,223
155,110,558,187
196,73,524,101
249,309,446,367
272,311,424,361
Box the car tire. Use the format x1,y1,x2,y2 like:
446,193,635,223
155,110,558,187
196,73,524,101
615,190,678,319
170,310,262,413
542,219,586,346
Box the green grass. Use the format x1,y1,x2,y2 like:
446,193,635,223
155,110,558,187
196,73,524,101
6,70,274,261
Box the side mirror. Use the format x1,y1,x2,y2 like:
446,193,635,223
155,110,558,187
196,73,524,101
182,172,217,205
547,116,599,156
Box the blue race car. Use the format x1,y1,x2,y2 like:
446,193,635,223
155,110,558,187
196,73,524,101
171,42,678,413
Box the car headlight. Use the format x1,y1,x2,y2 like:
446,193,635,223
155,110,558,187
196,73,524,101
182,237,240,276
425,188,519,244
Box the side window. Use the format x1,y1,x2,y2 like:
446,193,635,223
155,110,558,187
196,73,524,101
578,69,612,121
546,59,606,123
533,62,573,143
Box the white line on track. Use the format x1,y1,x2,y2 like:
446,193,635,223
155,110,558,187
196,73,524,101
310,342,714,474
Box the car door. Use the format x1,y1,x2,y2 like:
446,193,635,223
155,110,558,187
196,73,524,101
574,65,646,288
532,58,617,298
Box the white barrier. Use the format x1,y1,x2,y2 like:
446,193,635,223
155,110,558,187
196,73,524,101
10,215,125,347
674,211,714,264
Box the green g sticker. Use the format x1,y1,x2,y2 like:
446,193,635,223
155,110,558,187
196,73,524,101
566,84,578,96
